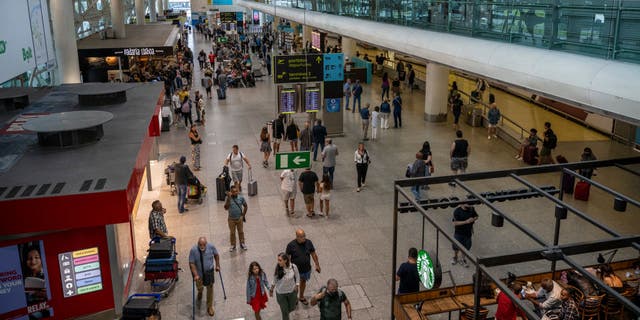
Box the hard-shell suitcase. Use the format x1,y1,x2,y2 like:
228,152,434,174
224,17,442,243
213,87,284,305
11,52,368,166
574,181,590,201
247,169,257,196
122,294,160,318
216,167,230,201
562,173,575,194
148,239,173,259
523,145,538,165
217,88,226,100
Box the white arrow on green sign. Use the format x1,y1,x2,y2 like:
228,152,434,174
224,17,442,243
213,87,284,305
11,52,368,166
275,151,311,170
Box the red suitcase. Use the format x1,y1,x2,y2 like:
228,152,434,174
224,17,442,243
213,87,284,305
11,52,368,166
574,181,590,201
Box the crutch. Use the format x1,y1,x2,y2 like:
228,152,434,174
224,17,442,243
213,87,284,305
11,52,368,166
192,278,196,320
218,269,227,299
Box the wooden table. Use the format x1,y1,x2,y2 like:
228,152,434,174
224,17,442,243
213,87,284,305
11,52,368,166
615,269,640,282
454,294,497,308
420,296,462,315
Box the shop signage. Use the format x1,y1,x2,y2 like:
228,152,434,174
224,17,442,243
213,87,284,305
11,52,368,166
78,46,173,58
275,151,311,170
58,247,103,298
417,250,436,289
274,54,323,84
323,53,344,82
0,240,53,318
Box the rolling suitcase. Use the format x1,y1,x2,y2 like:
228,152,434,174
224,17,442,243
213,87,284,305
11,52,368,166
247,169,257,196
523,145,538,165
122,294,160,319
574,181,590,201
217,88,226,100
562,173,575,194
148,239,173,259
216,167,230,201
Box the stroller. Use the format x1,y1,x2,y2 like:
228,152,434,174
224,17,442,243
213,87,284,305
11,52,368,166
164,162,177,196
144,237,179,297
187,174,207,204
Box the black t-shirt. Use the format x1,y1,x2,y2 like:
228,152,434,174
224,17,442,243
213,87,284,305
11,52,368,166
452,139,469,158
298,170,319,194
453,206,478,237
396,262,420,294
286,239,316,273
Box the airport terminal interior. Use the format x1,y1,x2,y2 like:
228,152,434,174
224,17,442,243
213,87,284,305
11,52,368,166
0,0,639,320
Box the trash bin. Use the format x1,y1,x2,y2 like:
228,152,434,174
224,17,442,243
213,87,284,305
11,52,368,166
466,107,483,127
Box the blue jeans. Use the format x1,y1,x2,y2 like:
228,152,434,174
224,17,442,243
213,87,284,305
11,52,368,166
412,185,422,201
344,94,350,109
323,166,335,183
381,87,389,100
178,184,187,213
352,95,361,113
313,142,325,161
394,112,402,128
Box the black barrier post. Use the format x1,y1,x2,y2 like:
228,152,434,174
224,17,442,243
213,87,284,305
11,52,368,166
391,186,399,320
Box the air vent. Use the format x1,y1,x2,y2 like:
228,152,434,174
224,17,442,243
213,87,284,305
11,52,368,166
36,184,51,195
0,187,6,197
78,89,126,106
22,111,114,148
80,180,93,192
95,178,107,190
51,182,65,194
6,186,22,198
21,185,37,197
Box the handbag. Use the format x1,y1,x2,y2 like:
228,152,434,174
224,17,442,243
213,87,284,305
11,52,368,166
429,164,435,174
202,269,215,286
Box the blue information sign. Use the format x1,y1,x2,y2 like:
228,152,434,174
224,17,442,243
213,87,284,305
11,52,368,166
323,53,344,82
325,98,341,113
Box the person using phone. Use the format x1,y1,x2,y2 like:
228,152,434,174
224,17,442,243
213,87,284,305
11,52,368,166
224,186,248,252
310,279,352,320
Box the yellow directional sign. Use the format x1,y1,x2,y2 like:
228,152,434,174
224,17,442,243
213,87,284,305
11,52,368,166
273,54,324,84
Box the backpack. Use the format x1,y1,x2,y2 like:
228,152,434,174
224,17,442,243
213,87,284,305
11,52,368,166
354,85,363,96
547,131,558,149
181,101,191,113
228,152,244,168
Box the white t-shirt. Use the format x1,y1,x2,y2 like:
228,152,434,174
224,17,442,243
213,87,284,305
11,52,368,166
371,111,380,127
228,152,244,172
280,170,297,192
172,94,180,109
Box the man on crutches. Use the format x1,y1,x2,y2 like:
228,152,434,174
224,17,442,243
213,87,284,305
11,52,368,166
189,237,220,317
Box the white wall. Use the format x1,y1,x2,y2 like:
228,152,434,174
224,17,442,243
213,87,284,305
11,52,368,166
0,0,37,84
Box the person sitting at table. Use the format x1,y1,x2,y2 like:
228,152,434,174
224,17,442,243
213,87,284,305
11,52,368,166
559,289,580,320
495,283,526,320
525,278,562,317
599,264,623,289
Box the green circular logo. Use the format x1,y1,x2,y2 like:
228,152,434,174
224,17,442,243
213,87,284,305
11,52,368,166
417,250,435,289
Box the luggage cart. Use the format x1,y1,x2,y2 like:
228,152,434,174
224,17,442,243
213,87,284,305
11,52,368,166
144,238,179,297
121,293,161,319
186,176,207,204
164,162,177,196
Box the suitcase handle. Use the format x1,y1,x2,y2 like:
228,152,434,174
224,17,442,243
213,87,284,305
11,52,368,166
248,168,253,181
127,293,162,302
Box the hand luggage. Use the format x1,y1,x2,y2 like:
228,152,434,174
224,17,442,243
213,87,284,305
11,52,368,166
523,145,538,165
216,168,229,201
148,239,174,259
574,181,590,201
247,169,258,196
562,173,575,194
217,88,226,100
201,78,207,87
122,294,160,318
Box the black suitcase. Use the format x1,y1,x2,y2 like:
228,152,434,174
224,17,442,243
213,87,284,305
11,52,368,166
523,145,538,165
217,88,226,100
562,173,575,194
216,174,228,201
148,239,173,259
122,295,159,318
161,116,170,132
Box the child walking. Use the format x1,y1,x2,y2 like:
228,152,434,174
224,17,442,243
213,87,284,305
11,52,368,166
246,261,270,320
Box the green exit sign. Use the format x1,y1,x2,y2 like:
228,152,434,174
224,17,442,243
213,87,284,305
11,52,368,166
275,151,311,170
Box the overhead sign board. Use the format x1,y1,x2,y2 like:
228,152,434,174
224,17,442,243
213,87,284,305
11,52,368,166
275,151,311,170
274,54,323,84
323,53,344,82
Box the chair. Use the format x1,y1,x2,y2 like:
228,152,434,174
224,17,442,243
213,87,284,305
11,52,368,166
601,293,624,320
579,294,604,320
459,307,489,320
565,284,585,304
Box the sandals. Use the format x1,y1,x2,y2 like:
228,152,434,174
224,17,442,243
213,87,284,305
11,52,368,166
299,297,309,305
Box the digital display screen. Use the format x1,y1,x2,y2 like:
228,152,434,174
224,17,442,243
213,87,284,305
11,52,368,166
279,89,296,114
305,88,320,112
312,31,321,51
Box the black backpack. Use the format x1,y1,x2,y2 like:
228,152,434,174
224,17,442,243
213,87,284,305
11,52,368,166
547,131,558,149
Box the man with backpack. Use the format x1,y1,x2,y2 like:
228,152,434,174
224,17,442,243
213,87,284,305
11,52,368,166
223,145,252,192
351,80,363,113
539,122,557,165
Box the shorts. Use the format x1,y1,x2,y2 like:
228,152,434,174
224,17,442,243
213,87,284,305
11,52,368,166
450,157,468,171
273,138,281,143
230,170,243,183
452,233,472,251
289,138,298,143
320,192,331,201
299,271,311,281
540,147,551,156
205,87,211,93
488,123,497,128
303,193,315,204
282,190,296,201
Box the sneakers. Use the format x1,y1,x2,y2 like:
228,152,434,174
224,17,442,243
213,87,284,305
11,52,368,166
516,156,523,161
448,182,456,187
460,258,469,268
451,257,458,265
229,246,236,252
356,187,361,192
493,134,498,139
240,243,248,251
514,154,520,159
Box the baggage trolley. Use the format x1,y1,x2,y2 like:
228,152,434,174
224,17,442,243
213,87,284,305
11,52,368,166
144,238,179,297
121,293,161,319
187,175,207,204
164,162,177,196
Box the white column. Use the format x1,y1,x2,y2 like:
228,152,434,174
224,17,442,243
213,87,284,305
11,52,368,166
50,0,81,84
149,0,157,22
302,25,312,49
341,36,356,59
424,63,449,122
135,0,145,24
111,0,126,38
157,0,165,18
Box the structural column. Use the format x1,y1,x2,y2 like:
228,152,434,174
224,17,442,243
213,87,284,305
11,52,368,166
341,36,356,59
50,0,81,84
157,0,165,19
424,63,449,122
110,0,126,38
302,25,312,50
149,0,157,22
135,0,145,24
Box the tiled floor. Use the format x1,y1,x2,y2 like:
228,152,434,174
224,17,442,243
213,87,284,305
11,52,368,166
126,30,640,320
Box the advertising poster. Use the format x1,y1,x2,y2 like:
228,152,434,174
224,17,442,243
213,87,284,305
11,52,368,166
325,98,341,113
0,241,53,319
0,0,36,84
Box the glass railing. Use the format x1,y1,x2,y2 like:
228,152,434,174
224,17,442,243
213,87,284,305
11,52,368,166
258,0,640,64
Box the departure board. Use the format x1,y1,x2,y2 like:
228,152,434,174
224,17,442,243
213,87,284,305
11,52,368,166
279,89,296,114
305,88,320,113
